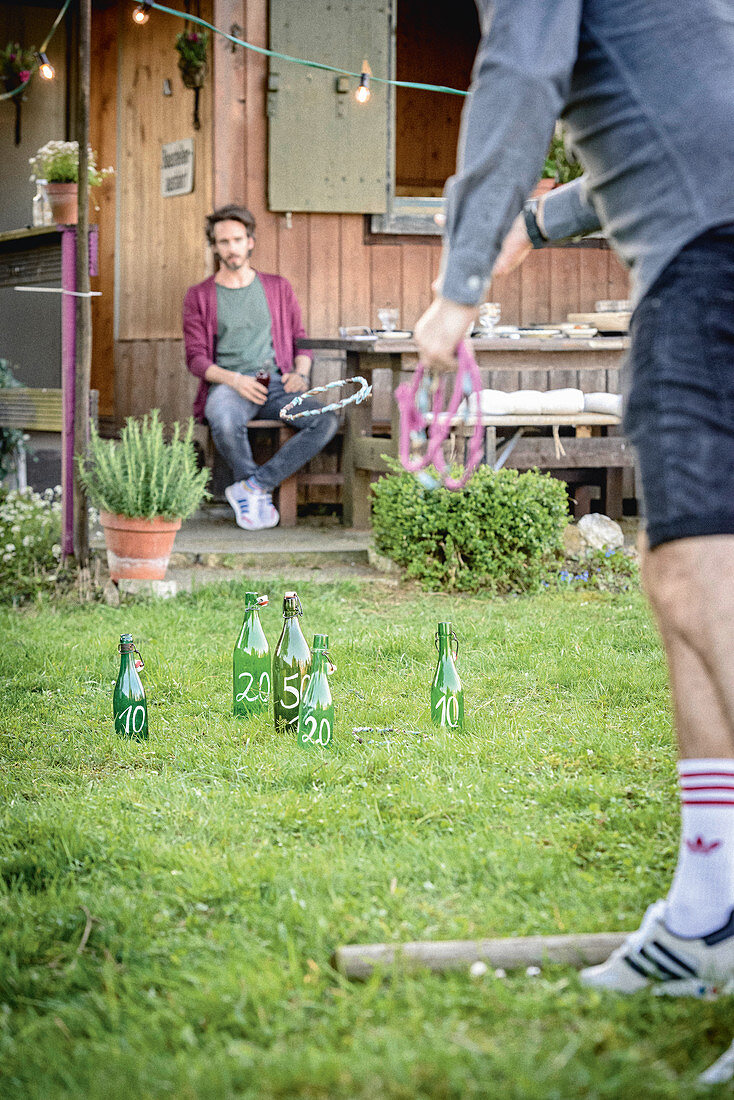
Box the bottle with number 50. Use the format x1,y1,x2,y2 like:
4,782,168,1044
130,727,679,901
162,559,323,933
297,634,334,748
113,633,148,740
273,591,311,732
233,592,271,717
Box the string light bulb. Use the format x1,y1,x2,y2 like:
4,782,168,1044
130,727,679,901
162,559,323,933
132,2,151,25
35,51,55,80
355,59,371,104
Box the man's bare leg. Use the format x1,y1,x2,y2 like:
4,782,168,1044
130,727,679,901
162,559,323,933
580,534,734,992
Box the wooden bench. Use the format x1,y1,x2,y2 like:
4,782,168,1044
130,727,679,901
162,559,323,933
454,412,633,518
192,420,344,528
0,387,99,490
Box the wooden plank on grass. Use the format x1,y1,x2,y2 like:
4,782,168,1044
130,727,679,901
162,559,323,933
334,932,627,980
332,928,625,981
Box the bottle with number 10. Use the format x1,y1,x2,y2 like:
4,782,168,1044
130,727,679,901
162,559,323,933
113,633,148,740
431,621,464,730
233,592,270,717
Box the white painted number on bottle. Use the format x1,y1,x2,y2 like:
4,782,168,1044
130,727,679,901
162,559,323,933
437,693,459,728
301,715,332,746
259,671,271,702
279,671,300,711
118,703,146,735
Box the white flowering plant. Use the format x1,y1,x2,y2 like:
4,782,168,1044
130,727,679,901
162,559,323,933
0,486,65,605
29,141,114,187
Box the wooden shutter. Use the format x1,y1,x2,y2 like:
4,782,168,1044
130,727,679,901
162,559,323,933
268,0,390,213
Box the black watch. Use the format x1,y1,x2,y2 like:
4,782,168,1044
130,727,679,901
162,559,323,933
523,198,548,249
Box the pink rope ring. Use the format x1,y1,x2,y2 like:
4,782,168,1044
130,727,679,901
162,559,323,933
394,341,485,490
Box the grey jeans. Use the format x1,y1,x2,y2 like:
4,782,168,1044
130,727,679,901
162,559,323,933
204,372,339,491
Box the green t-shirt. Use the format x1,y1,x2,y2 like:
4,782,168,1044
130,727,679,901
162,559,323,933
216,278,275,376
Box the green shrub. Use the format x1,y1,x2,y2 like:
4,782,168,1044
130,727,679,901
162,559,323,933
77,410,209,520
0,358,24,482
0,486,68,605
371,464,569,592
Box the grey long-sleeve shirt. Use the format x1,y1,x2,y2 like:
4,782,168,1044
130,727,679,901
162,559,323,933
441,0,734,308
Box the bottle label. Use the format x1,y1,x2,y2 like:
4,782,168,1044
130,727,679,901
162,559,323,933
432,691,462,729
235,669,271,707
115,702,147,737
298,713,333,747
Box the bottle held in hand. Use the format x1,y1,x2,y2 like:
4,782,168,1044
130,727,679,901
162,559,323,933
113,633,148,740
233,592,270,717
297,634,334,748
255,368,270,390
431,622,464,730
273,591,311,733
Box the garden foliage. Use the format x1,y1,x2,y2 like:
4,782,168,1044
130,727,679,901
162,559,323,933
0,486,64,605
0,359,24,481
77,410,209,520
371,464,569,592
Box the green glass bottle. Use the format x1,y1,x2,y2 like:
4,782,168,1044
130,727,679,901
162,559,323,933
431,622,464,730
272,591,311,733
113,633,149,740
233,592,270,718
297,633,334,748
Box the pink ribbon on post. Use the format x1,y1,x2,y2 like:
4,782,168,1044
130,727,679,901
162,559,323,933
394,341,485,490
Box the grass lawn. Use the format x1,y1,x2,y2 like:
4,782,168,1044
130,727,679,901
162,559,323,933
1,577,732,1098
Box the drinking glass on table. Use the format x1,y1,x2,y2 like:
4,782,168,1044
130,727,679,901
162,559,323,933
478,302,501,335
377,306,400,333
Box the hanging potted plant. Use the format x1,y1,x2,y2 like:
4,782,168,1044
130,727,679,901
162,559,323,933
29,140,114,225
77,411,210,581
175,28,208,130
2,41,35,145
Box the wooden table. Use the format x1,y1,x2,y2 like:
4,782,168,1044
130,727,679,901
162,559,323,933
297,336,630,528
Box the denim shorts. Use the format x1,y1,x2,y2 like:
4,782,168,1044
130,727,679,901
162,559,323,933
623,223,734,549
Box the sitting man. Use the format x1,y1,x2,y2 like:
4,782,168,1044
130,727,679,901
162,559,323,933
183,204,338,530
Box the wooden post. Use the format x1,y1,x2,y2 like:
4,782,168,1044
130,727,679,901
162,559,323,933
333,932,627,980
73,0,92,566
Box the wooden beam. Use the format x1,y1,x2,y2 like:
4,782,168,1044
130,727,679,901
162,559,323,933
333,932,627,980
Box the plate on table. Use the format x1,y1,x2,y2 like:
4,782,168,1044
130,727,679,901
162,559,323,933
517,327,563,338
559,323,598,338
374,330,412,339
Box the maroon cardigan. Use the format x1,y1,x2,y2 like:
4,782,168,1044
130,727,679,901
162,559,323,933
183,272,313,422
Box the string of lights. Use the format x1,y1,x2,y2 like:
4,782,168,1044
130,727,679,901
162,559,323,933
0,0,71,100
135,0,469,99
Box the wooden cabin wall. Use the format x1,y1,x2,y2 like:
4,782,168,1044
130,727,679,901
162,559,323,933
110,0,629,429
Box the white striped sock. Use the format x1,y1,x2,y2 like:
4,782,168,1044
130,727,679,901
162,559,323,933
665,759,734,938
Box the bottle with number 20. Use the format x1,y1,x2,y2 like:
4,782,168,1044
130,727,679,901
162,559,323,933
233,592,271,718
297,633,334,748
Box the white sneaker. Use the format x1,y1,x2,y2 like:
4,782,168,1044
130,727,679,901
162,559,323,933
256,489,279,529
225,481,263,531
580,900,734,996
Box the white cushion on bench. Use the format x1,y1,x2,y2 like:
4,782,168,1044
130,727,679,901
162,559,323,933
584,391,623,416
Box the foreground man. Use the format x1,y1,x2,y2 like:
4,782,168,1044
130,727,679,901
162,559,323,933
415,0,734,993
184,205,338,530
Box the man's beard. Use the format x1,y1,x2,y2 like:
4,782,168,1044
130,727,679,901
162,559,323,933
220,254,245,270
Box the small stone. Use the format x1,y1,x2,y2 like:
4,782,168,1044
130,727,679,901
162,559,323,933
469,960,488,978
118,578,178,599
494,967,507,979
526,965,541,977
577,513,624,551
562,523,585,554
102,579,120,606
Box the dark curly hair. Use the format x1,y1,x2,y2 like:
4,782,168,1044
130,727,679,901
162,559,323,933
205,205,256,245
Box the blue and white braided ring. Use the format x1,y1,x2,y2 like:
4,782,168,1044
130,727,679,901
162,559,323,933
279,376,373,421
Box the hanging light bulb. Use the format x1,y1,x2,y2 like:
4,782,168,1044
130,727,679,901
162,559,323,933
35,52,55,80
132,2,151,25
355,60,371,104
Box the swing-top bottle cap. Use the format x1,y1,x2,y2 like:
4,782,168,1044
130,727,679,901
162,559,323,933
120,633,133,643
245,591,268,607
283,591,303,615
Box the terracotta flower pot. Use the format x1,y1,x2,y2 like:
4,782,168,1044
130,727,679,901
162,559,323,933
44,182,80,225
99,511,182,581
